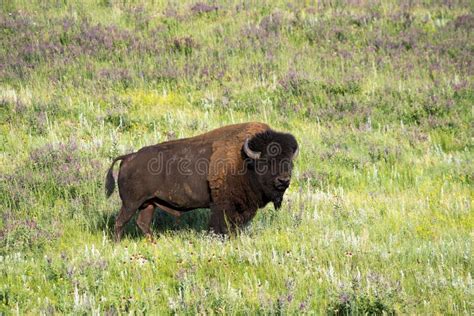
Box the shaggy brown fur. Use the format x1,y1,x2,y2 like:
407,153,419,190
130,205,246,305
207,123,270,231
105,122,298,241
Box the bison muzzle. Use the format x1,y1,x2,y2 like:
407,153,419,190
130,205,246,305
105,122,298,241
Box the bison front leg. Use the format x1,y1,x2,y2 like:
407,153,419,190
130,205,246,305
208,203,235,235
237,209,257,226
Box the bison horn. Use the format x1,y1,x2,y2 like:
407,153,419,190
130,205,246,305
292,147,299,159
243,138,261,160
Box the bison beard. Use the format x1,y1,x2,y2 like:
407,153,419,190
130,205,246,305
273,194,284,210
105,122,298,241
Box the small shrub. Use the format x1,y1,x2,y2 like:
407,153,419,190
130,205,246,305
0,212,58,255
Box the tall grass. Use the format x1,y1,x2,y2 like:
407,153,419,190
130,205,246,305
0,0,472,313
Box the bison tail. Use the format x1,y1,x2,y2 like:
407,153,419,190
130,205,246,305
105,154,129,198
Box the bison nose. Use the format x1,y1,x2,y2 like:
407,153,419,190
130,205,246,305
276,176,290,187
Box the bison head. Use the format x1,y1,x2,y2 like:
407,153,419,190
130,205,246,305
242,130,299,209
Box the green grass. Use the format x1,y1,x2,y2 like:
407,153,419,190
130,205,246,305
1,0,473,314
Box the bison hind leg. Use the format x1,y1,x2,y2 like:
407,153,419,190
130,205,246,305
137,204,155,240
114,204,139,242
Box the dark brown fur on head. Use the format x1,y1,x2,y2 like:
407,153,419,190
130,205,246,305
242,130,299,209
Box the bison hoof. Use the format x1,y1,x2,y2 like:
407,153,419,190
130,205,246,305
208,225,228,236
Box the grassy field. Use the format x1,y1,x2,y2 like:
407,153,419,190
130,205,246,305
1,0,473,314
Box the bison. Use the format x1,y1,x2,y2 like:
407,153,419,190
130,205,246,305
105,122,298,241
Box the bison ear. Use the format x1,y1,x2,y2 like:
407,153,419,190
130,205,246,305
243,138,261,160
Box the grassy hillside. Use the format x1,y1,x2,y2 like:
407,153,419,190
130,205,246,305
1,0,472,314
